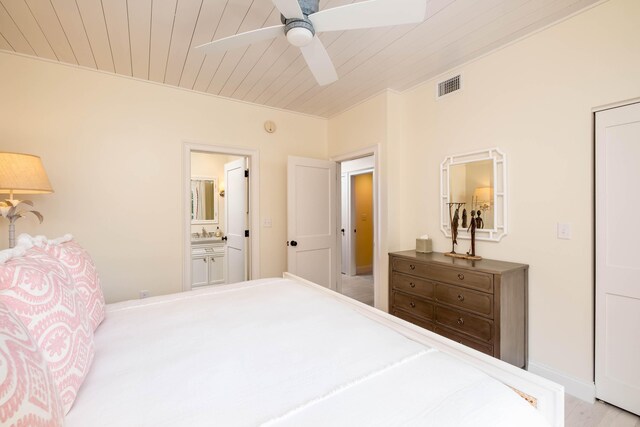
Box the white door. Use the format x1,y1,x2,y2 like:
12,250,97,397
225,158,248,284
341,174,348,274
287,156,337,289
595,102,640,415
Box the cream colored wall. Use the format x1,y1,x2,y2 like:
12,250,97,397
328,0,640,395
0,52,327,303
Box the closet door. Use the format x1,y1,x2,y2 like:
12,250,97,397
595,102,640,415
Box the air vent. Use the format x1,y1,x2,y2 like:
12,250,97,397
437,74,461,98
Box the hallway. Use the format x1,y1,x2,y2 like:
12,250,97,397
341,274,374,306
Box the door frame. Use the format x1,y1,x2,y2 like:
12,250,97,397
332,145,382,308
182,142,260,291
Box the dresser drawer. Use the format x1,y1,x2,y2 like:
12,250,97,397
392,292,434,321
435,306,493,342
434,326,493,356
392,309,435,331
391,272,435,299
435,283,494,318
392,258,493,293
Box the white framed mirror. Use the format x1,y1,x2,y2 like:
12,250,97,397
440,148,507,242
191,176,219,225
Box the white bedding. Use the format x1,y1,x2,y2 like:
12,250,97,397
65,277,549,426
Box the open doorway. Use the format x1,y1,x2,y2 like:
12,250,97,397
339,156,375,306
183,143,260,292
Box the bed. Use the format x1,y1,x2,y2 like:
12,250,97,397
63,274,563,426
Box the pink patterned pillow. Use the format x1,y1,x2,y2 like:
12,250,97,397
0,301,64,426
0,248,95,414
43,241,105,331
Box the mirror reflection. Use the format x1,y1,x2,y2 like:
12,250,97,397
191,178,218,223
449,160,494,229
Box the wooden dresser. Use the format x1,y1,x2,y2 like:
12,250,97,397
389,251,528,368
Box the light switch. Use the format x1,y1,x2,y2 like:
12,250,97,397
557,223,571,240
263,218,272,228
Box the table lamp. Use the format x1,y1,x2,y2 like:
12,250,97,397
0,152,54,248
473,186,494,210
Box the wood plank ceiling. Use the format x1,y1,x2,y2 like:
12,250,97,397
0,0,599,117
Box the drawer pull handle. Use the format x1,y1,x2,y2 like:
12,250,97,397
457,273,465,280
457,317,464,325
457,294,465,302
410,302,416,308
409,264,416,270
410,282,416,288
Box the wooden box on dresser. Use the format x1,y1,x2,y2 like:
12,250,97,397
389,251,528,368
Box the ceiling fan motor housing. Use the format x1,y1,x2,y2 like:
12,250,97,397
280,0,318,37
280,0,319,46
280,0,319,21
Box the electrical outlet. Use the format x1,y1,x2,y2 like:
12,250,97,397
263,218,272,228
557,223,572,240
139,290,150,299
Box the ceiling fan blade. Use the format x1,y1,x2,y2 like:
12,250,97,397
309,0,426,33
299,37,338,86
272,0,304,19
195,25,285,54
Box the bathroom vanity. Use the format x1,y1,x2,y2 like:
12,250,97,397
191,239,226,287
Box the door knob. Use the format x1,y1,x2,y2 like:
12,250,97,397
290,240,298,247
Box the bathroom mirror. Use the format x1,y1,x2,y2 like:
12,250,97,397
440,148,507,242
191,176,219,224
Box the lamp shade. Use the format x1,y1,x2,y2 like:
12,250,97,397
473,186,493,202
0,152,54,195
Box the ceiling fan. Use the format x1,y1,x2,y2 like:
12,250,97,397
195,0,427,86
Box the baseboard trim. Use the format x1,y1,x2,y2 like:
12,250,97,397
528,361,595,403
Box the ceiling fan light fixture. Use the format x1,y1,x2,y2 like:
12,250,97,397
286,27,314,47
196,0,429,86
